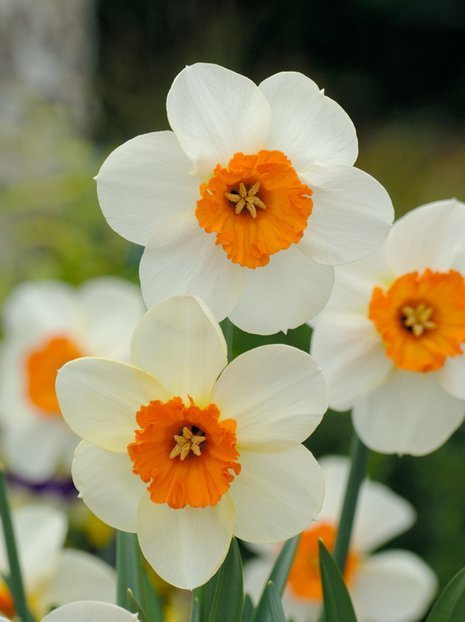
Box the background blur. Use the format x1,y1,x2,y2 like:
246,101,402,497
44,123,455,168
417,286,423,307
1,0,465,614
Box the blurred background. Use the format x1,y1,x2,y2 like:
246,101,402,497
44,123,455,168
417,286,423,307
1,0,465,614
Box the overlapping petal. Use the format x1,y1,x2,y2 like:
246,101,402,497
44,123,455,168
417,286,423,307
130,296,227,403
212,345,327,450
439,346,465,399
230,445,324,543
42,602,139,622
72,441,146,532
137,493,235,589
56,358,168,451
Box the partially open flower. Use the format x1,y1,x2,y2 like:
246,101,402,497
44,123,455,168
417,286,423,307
0,278,144,481
245,456,437,622
56,295,327,589
311,199,465,455
96,63,393,334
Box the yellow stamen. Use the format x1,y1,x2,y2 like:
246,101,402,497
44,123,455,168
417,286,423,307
225,180,267,219
401,303,437,337
169,426,206,461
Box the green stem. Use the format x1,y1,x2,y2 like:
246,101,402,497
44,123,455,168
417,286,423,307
0,469,34,622
116,531,144,609
220,318,235,361
332,431,369,571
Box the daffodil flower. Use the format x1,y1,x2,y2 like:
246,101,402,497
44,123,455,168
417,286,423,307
95,63,393,335
0,601,139,622
0,278,144,482
56,295,328,589
245,456,436,622
0,505,116,620
311,199,465,455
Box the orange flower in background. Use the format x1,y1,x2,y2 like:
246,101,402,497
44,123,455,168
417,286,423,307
96,63,394,334
56,295,328,589
311,199,465,455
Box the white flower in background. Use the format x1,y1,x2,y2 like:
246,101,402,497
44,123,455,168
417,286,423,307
0,505,116,620
0,601,138,622
311,199,465,455
245,456,437,622
56,295,327,589
96,63,393,335
0,277,144,481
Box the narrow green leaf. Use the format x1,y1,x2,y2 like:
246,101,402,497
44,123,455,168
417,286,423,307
252,535,300,621
426,566,465,622
189,596,201,622
140,564,164,622
258,581,287,622
127,588,149,622
243,594,255,622
207,538,243,622
318,540,357,622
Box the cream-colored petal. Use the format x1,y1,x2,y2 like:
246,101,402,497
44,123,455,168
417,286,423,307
386,198,465,274
438,348,465,400
41,549,116,608
259,71,357,168
310,313,392,410
229,247,334,334
56,357,168,451
96,131,199,245
77,277,145,359
231,446,324,543
130,296,227,404
212,345,327,451
42,602,139,622
351,551,437,622
137,494,235,590
72,441,146,532
299,163,393,265
167,63,271,175
353,369,465,455
139,225,243,322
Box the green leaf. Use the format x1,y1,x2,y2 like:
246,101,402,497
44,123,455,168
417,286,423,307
318,540,357,622
258,581,287,622
243,594,255,622
140,563,164,622
426,566,465,622
189,596,201,622
127,588,149,622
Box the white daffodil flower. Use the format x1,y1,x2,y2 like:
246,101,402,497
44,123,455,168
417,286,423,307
95,63,393,335
0,277,144,482
0,505,116,620
0,600,138,622
56,295,328,589
245,456,437,622
311,199,465,455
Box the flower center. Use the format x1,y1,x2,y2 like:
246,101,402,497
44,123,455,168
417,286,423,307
0,581,15,619
196,150,313,268
26,335,83,415
287,523,358,601
369,269,465,372
128,397,241,509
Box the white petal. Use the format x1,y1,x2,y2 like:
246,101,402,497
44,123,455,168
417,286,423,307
131,296,227,404
439,348,465,399
42,602,139,622
299,164,393,265
353,369,465,455
96,131,199,245
41,549,116,607
386,198,465,274
167,63,271,175
310,313,392,410
56,358,168,452
2,280,75,345
140,225,243,322
77,277,144,359
137,494,235,589
231,445,324,542
72,441,146,532
259,72,357,168
3,416,76,482
212,345,327,451
0,505,67,592
229,247,335,334
351,551,437,622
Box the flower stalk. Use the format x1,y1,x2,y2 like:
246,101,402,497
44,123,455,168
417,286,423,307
0,467,34,622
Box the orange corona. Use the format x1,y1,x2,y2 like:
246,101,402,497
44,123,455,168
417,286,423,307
128,397,241,509
369,269,465,372
196,150,313,268
26,335,83,414
288,523,358,601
